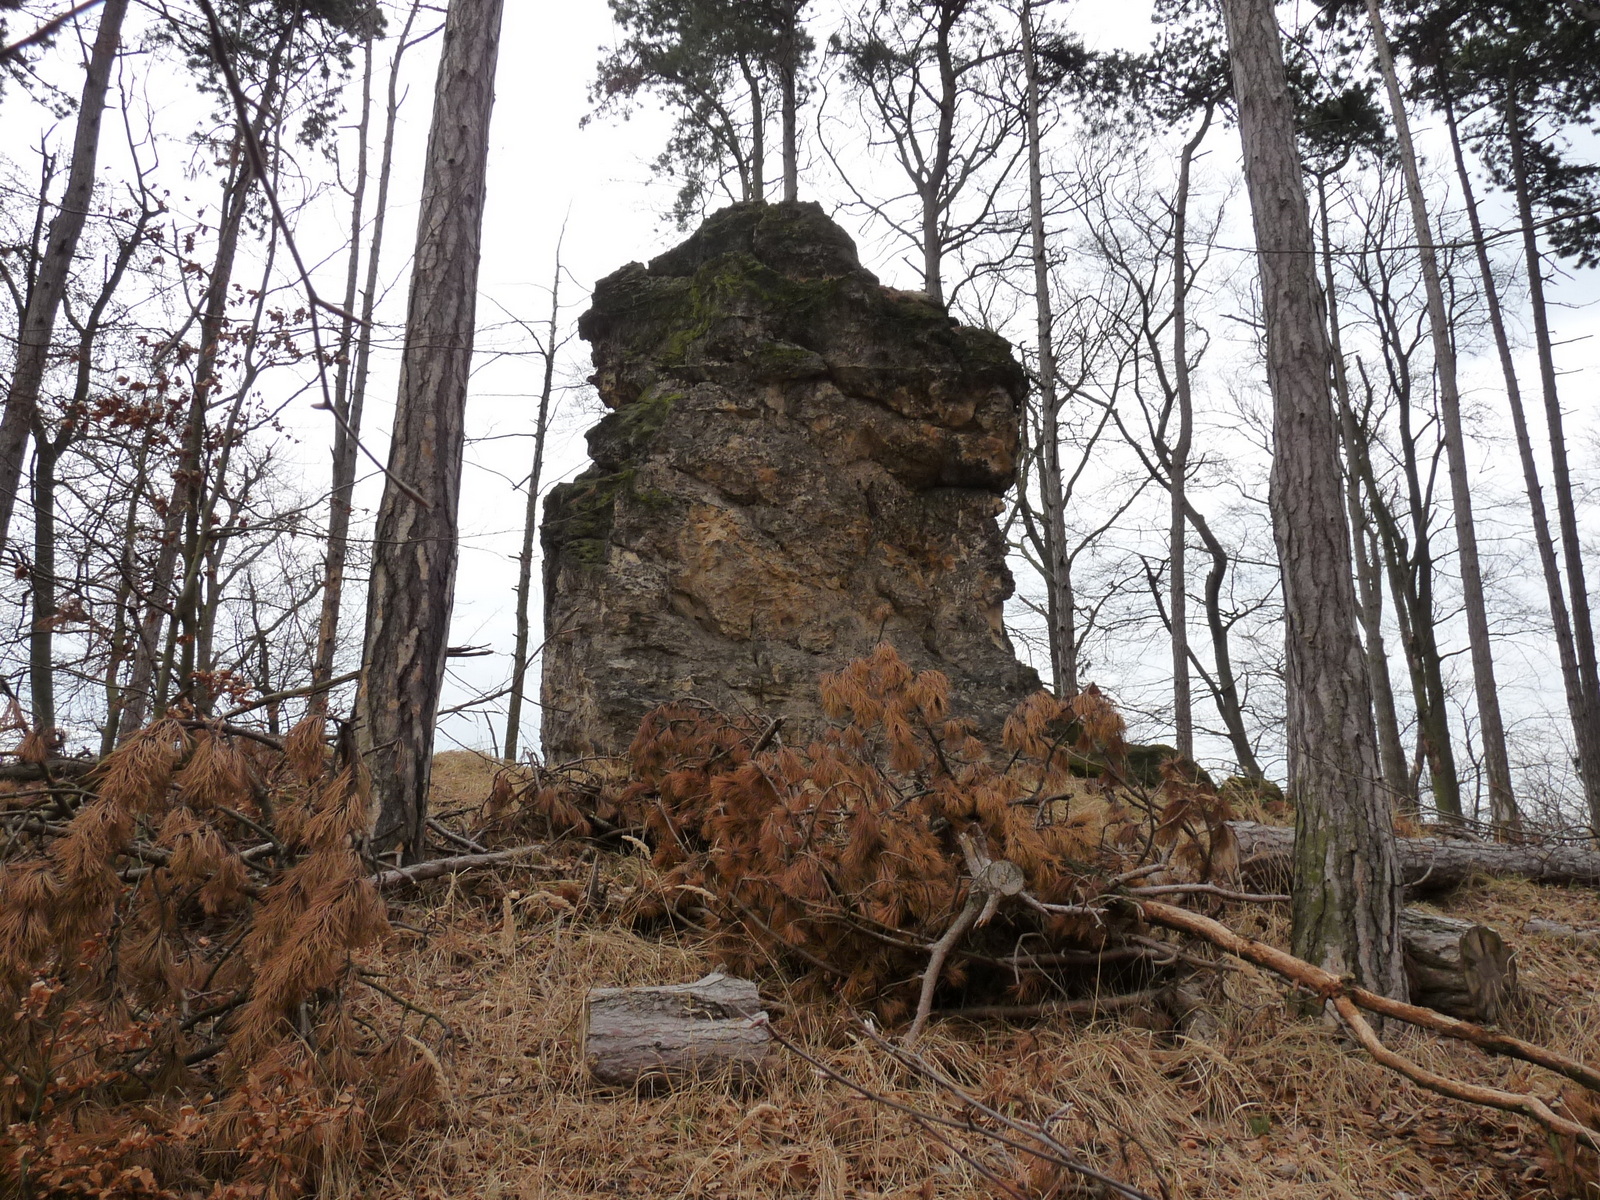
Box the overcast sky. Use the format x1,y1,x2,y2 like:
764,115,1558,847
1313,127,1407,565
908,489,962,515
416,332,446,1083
4,1,1597,781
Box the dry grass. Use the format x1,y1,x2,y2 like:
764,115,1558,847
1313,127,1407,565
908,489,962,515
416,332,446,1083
363,848,1600,1200
430,749,520,812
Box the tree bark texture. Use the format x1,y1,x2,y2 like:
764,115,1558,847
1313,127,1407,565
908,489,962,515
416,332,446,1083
0,0,129,552
1365,1,1517,834
1220,0,1405,998
583,974,773,1088
358,0,504,859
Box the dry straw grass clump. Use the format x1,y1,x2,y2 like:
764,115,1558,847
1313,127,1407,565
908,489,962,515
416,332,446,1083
0,717,439,1199
358,858,1600,1200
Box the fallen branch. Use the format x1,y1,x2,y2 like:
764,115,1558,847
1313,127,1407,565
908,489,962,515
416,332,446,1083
1135,898,1600,1109
905,836,1027,1046
370,846,546,889
1326,993,1600,1151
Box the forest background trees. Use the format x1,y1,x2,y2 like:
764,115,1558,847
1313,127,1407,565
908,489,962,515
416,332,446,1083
1,0,1597,855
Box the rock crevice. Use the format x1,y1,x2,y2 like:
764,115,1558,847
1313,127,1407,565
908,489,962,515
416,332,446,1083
541,201,1040,763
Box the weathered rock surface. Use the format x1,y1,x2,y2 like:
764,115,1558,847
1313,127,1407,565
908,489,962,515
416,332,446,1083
541,201,1040,763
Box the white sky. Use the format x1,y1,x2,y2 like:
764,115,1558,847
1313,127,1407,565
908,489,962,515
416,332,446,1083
3,0,1597,798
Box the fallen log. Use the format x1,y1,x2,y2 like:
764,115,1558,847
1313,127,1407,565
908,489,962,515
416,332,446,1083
1230,821,1600,894
583,973,772,1088
1402,909,1516,1022
0,757,95,783
370,845,550,889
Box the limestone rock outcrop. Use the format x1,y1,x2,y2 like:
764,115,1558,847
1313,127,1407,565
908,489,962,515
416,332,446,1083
540,202,1041,763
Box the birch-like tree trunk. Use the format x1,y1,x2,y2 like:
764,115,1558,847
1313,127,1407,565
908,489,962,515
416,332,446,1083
503,250,562,763
313,4,420,700
0,0,129,553
1220,0,1405,997
1019,0,1073,696
1364,0,1518,835
1316,173,1412,811
358,0,505,860
1168,110,1211,761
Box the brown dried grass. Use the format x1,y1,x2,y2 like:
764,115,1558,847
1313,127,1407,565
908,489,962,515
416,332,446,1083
365,854,1600,1199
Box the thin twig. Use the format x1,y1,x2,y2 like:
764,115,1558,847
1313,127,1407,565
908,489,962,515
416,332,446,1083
0,0,105,63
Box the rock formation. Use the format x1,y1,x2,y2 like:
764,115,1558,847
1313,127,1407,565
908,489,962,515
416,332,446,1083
540,202,1041,764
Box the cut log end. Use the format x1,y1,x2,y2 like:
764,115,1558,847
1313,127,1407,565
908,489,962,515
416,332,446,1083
1401,910,1517,1023
583,973,774,1088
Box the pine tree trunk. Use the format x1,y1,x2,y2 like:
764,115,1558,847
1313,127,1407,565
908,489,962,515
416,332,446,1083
503,252,561,763
358,0,504,860
1444,96,1600,829
1220,0,1405,997
0,0,128,554
1505,81,1600,834
1365,1,1518,835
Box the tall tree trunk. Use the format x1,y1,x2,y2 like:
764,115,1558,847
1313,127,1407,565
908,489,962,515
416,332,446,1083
0,0,128,553
312,2,419,704
358,0,505,861
740,58,765,202
1316,172,1413,811
1505,80,1600,832
1220,0,1405,997
1365,1,1518,835
314,8,418,702
28,436,58,733
1019,0,1073,696
1169,109,1211,760
312,32,374,698
1444,96,1600,828
1343,354,1462,820
779,6,799,203
920,3,958,306
503,250,562,763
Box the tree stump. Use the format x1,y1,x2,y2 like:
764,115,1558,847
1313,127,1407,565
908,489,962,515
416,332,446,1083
583,973,773,1088
1401,909,1516,1022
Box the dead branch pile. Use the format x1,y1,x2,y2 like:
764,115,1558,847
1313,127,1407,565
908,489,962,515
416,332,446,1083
610,645,1236,1023
0,717,440,1199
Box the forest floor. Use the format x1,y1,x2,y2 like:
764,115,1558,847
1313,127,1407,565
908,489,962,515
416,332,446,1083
363,752,1600,1200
